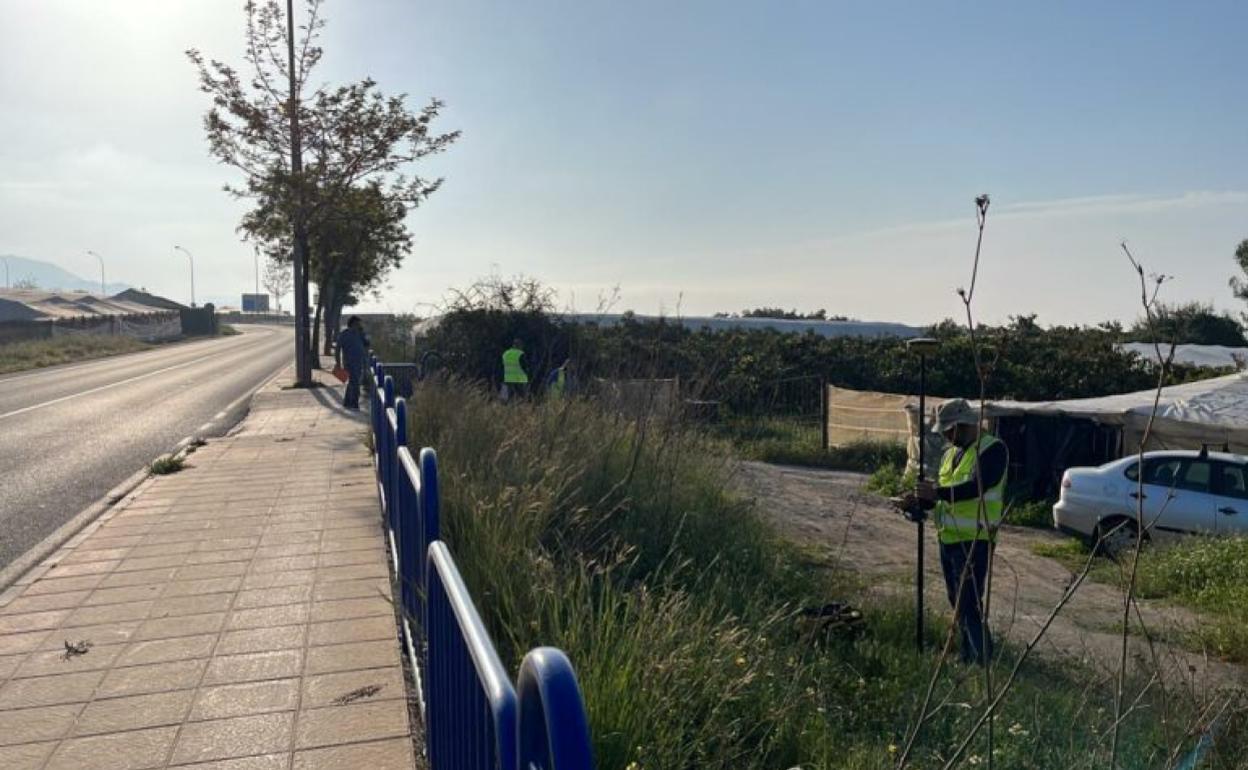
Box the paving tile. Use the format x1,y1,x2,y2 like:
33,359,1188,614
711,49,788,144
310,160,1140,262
59,547,132,565
315,563,388,583
0,653,23,679
170,712,294,766
305,640,399,675
133,611,226,641
240,570,316,591
309,597,392,623
125,541,199,559
215,625,306,656
311,578,389,602
162,577,243,598
72,689,193,736
226,604,309,631
0,669,105,708
175,562,249,581
115,554,192,572
95,568,178,589
319,536,383,553
202,649,303,686
253,543,320,560
0,702,81,745
0,630,51,656
295,700,410,749
293,737,414,770
169,755,287,770
0,609,72,634
46,724,178,770
300,666,406,710
97,658,206,698
40,621,141,651
115,634,217,667
185,548,257,566
249,555,319,574
13,643,124,678
82,584,164,606
1,589,93,614
233,584,313,610
308,615,397,647
0,740,56,770
190,677,299,721
20,575,107,596
64,601,154,628
46,560,121,578
149,593,235,618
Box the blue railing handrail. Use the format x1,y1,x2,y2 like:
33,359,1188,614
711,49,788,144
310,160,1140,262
370,356,593,770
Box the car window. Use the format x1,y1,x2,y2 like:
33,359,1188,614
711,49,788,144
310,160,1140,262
1140,458,1184,488
1124,462,1139,481
1176,460,1212,493
1215,463,1248,500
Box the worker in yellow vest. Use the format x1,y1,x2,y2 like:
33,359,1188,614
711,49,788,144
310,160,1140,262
501,339,529,401
912,398,1007,666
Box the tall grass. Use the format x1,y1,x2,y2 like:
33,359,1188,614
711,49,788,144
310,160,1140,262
0,335,149,374
405,380,1242,769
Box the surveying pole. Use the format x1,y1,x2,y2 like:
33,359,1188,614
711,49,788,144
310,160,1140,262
906,337,938,651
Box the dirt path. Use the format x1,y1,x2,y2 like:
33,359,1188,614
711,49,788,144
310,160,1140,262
738,461,1244,690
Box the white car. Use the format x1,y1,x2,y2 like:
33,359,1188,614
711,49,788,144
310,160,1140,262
1053,449,1248,551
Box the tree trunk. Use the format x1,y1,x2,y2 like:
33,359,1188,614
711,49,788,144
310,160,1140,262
310,289,323,368
321,281,336,355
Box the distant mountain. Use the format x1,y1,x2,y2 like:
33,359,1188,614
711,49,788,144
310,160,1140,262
0,255,131,295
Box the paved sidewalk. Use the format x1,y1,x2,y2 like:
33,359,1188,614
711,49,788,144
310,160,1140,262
0,368,416,769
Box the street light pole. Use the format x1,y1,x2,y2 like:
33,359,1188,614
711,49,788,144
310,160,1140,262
906,337,939,652
252,245,260,301
1,256,8,289
86,250,105,295
174,245,195,307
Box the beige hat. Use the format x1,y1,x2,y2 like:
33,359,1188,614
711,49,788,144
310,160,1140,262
935,398,981,432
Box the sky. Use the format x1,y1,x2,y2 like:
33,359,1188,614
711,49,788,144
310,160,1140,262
1,0,1245,325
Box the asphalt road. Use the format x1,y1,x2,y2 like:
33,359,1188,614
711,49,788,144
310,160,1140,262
0,324,293,571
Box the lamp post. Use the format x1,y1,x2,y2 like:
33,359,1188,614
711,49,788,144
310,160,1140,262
173,245,195,307
86,250,106,295
252,245,260,302
906,336,939,651
1,256,8,289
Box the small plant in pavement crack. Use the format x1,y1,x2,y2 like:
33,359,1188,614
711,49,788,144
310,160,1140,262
150,455,186,475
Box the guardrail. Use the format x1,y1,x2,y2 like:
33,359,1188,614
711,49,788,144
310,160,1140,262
370,358,594,770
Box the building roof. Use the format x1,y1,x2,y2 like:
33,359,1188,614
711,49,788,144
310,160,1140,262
0,289,181,322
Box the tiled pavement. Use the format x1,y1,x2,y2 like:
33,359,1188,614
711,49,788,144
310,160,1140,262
0,369,417,769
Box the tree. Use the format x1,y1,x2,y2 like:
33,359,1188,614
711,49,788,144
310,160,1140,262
13,276,39,290
1125,301,1247,347
1229,238,1248,319
188,0,458,368
262,257,292,313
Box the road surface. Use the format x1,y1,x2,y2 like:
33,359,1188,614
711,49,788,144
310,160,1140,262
0,324,293,571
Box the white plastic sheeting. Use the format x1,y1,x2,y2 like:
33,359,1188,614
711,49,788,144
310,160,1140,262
1117,342,1248,370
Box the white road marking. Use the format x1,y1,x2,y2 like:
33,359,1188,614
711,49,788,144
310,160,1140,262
0,335,282,422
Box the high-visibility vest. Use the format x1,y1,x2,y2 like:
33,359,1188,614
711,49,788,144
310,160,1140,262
502,348,528,384
934,435,1007,545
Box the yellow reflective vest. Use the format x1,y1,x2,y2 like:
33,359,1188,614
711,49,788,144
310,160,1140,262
502,347,528,384
934,435,1006,545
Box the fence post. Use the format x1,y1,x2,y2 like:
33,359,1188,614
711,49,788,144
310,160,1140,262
392,399,407,542
418,448,440,592
518,647,595,770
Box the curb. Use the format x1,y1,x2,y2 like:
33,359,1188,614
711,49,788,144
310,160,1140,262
0,365,289,595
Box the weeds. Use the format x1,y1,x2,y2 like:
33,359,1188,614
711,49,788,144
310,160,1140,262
150,455,185,475
0,335,149,375
404,380,1239,769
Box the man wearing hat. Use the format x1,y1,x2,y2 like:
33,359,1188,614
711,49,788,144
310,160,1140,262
909,398,1008,665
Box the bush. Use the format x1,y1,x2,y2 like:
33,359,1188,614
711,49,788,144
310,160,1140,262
1005,499,1055,529
402,380,1226,768
865,463,914,497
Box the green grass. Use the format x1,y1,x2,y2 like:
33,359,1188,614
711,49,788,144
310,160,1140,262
1004,498,1055,529
150,455,185,475
1031,534,1248,663
405,381,1241,769
716,416,908,471
0,335,150,375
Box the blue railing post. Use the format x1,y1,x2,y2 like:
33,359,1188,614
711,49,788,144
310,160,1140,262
390,398,407,541
518,648,595,770
419,448,441,590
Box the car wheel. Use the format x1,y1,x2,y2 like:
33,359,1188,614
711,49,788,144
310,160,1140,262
1094,517,1145,560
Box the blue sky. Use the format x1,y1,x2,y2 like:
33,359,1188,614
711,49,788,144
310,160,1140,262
1,1,1245,324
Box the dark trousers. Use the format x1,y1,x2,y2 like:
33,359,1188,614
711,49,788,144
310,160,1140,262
939,539,993,665
343,365,362,409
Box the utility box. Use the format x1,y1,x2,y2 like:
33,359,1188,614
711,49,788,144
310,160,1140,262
241,293,270,313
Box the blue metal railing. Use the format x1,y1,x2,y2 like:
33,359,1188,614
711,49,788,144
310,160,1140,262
369,357,594,770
